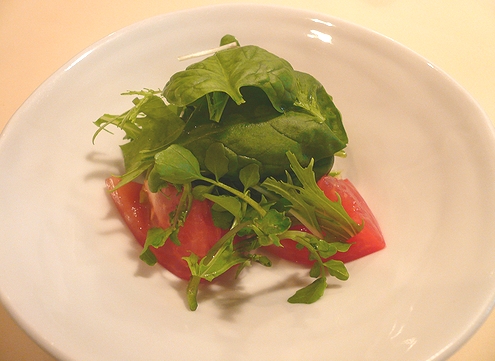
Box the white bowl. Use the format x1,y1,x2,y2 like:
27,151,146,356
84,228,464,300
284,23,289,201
1,4,495,361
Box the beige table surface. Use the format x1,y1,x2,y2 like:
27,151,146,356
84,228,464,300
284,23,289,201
1,1,495,360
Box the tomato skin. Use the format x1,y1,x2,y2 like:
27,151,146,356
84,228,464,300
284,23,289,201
105,177,150,246
106,177,224,280
107,175,384,279
266,176,385,265
143,182,224,280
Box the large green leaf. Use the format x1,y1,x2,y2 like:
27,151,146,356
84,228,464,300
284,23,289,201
163,45,298,117
176,87,344,180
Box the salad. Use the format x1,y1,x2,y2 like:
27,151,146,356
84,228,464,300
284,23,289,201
93,35,385,310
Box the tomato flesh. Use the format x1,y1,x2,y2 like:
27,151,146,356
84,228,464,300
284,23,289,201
106,177,223,280
105,177,150,246
265,176,385,265
106,175,385,279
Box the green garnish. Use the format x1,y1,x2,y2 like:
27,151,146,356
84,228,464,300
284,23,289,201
94,35,361,310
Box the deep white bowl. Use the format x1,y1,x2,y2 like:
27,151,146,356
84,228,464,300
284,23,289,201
1,4,495,361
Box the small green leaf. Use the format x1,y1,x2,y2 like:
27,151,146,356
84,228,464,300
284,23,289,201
153,144,204,184
203,194,242,220
317,241,351,259
287,277,327,304
147,166,169,193
139,248,157,265
309,262,322,278
253,209,291,236
323,259,349,281
211,208,235,229
206,92,230,122
220,34,240,46
192,184,215,200
205,142,229,180
239,163,260,191
193,237,247,281
140,227,173,265
252,254,272,267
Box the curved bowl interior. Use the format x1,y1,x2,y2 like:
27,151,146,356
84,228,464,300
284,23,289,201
1,4,495,361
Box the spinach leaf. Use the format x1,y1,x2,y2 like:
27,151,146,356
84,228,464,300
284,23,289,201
177,87,344,180
162,44,298,118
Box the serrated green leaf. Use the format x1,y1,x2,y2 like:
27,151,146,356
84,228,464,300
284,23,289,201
262,152,362,242
94,92,186,188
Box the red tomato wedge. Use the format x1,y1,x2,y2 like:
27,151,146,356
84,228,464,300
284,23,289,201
105,177,151,245
106,175,384,279
105,177,223,280
265,176,385,265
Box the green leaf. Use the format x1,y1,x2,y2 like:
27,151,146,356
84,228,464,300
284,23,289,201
146,166,169,193
309,262,322,278
293,71,347,146
177,86,343,180
252,254,272,267
287,277,327,304
220,34,240,46
206,91,230,122
191,184,215,200
239,163,260,191
253,209,291,236
190,237,247,282
163,44,298,116
323,259,349,281
140,227,173,265
93,91,185,187
316,241,351,259
203,194,242,220
210,208,235,229
205,142,229,180
262,152,362,242
139,248,157,266
153,144,204,184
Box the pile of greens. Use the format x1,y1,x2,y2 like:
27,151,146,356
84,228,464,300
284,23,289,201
94,35,362,310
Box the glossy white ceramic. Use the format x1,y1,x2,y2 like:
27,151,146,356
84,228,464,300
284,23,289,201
1,4,495,361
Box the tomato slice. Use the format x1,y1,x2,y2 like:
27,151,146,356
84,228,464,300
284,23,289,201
265,176,385,265
105,177,223,280
105,177,150,246
107,175,384,279
143,182,224,280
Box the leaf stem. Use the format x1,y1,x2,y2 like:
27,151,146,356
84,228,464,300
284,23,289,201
177,42,239,61
186,275,201,311
280,230,326,277
203,178,267,217
202,220,251,266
